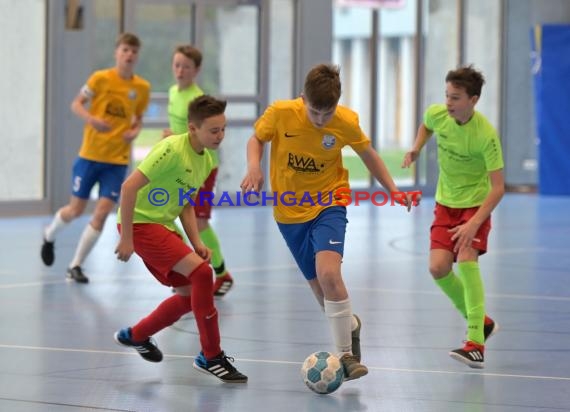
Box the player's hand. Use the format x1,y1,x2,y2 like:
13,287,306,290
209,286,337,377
162,128,173,139
240,167,264,193
122,129,138,142
393,190,422,212
89,117,112,132
448,221,479,253
401,150,419,168
115,239,134,262
194,243,212,262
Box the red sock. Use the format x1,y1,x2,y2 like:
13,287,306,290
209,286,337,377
190,262,221,358
131,293,192,342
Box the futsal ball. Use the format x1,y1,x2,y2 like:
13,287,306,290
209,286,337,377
301,351,344,394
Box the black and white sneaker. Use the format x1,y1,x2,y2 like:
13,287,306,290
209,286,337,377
41,239,55,266
67,266,89,283
449,341,485,369
114,327,163,362
193,351,248,383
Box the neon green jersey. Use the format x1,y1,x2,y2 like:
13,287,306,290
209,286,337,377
424,104,504,208
118,133,213,233
167,83,218,167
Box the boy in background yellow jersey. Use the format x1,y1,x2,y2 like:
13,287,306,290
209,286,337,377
41,33,150,283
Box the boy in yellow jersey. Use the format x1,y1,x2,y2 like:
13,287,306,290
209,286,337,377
114,95,247,383
162,45,234,297
40,32,150,283
402,65,504,369
241,64,413,381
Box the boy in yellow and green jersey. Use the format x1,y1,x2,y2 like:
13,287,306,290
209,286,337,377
163,45,233,297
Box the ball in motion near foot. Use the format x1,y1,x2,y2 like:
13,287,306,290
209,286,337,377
300,351,344,394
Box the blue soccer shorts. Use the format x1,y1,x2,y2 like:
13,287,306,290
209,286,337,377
277,206,347,280
71,157,128,202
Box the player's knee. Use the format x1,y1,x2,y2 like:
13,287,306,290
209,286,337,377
66,205,84,220
429,262,451,279
189,261,213,282
90,212,109,230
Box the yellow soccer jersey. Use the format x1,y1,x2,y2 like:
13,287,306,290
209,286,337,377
254,98,370,223
78,68,151,165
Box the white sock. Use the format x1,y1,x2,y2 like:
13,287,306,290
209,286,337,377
351,314,358,331
69,224,101,268
324,298,353,355
44,211,67,242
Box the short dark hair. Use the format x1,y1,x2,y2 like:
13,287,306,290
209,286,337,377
188,95,227,126
303,64,342,109
445,65,485,97
116,32,141,49
174,44,202,68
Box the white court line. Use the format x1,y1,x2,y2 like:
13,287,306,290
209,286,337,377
2,272,570,303
0,343,569,383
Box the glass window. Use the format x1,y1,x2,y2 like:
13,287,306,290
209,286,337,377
269,0,295,101
0,0,45,201
423,0,459,107
334,7,372,187
122,1,194,167
203,5,259,95
333,1,419,188
464,0,501,128
128,2,194,93
421,0,460,189
91,0,120,70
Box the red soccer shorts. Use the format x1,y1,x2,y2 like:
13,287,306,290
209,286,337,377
430,202,491,256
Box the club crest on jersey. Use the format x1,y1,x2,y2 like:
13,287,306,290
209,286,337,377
322,135,336,149
128,89,137,100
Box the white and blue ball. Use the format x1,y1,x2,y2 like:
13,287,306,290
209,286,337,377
301,351,344,394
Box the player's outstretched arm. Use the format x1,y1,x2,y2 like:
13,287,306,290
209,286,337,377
358,145,415,212
402,124,433,168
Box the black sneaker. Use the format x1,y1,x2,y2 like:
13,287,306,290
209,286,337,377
340,353,368,381
67,266,89,283
114,327,163,362
484,318,499,341
193,351,248,383
449,341,485,369
352,314,362,362
41,239,55,266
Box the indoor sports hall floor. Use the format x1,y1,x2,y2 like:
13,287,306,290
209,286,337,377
1,193,569,412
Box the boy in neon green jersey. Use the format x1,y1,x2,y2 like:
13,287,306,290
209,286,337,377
163,45,234,297
114,95,247,383
402,65,504,369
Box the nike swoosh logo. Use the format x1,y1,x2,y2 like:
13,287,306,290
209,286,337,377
205,310,217,320
329,240,342,245
284,132,300,138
